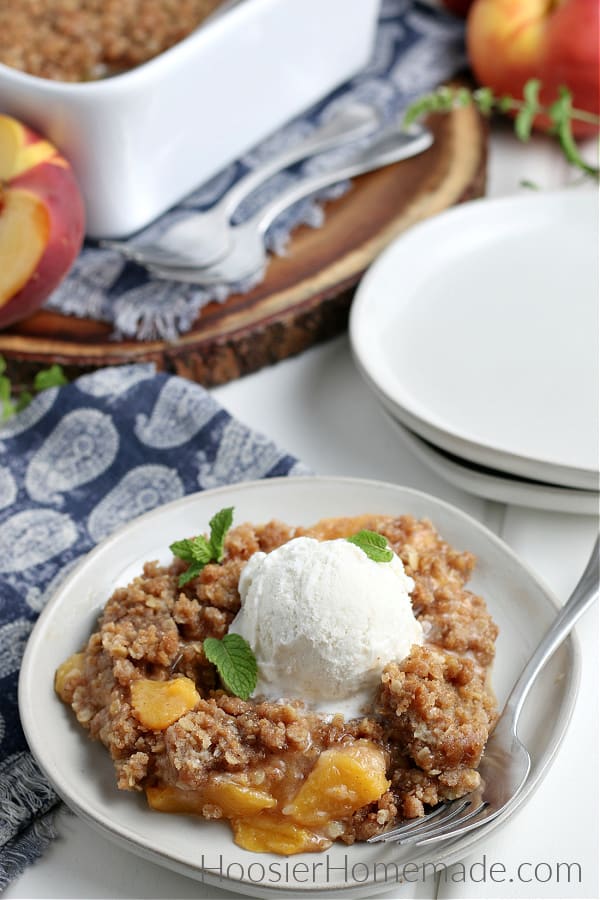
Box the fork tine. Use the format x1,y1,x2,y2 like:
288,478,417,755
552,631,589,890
390,801,491,848
393,800,476,844
367,798,470,844
367,802,458,843
413,801,492,846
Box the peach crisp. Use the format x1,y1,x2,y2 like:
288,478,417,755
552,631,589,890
55,514,498,854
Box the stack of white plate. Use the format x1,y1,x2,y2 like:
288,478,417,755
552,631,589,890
349,189,599,514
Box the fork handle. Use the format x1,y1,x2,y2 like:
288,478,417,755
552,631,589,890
504,536,599,727
216,104,377,219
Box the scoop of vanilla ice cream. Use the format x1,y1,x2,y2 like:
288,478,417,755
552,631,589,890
229,536,423,717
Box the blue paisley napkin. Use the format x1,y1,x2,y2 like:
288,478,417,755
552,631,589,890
46,0,466,341
0,365,309,889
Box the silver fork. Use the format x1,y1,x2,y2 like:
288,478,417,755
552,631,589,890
143,123,433,286
100,102,379,268
368,536,599,848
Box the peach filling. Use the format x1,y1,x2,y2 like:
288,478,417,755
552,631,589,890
146,740,390,855
130,677,200,730
54,651,85,696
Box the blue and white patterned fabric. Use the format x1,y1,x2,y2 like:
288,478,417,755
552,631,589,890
0,365,309,889
46,0,466,341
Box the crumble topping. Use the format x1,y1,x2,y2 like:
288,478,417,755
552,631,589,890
0,0,226,82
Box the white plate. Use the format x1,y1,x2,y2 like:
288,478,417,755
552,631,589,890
349,190,599,491
385,411,600,516
20,477,579,898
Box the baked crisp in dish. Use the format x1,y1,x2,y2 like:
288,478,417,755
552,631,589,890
56,514,498,855
0,0,226,82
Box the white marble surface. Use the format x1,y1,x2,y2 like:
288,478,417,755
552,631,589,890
6,127,598,900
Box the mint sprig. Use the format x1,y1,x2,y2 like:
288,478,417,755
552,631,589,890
208,506,234,562
33,364,68,392
347,530,393,563
404,80,600,180
0,356,67,424
203,633,257,701
170,535,213,585
170,506,234,587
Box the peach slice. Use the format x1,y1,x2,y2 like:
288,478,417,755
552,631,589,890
54,651,85,701
232,815,331,855
146,781,276,818
0,189,50,307
0,115,57,181
0,114,85,329
204,780,277,817
130,677,199,730
285,740,390,827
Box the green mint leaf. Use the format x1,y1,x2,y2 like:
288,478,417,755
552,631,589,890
189,536,213,563
170,535,212,564
209,506,234,562
520,179,541,191
169,539,197,562
497,95,514,114
549,87,598,177
523,78,541,107
177,561,206,587
171,507,234,586
0,375,16,423
15,391,33,413
403,88,454,127
548,90,571,132
347,530,393,563
0,376,11,402
0,398,15,423
455,87,473,108
403,97,430,126
473,86,495,116
33,364,68,392
515,104,535,142
434,85,454,110
203,633,257,701
171,535,213,586
0,360,69,426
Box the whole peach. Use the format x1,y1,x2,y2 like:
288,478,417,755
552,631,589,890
467,0,600,137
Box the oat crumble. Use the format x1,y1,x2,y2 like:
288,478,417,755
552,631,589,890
0,0,226,82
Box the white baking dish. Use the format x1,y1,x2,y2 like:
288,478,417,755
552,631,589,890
0,0,380,238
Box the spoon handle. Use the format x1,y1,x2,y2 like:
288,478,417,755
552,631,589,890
505,536,599,727
217,104,377,219
252,125,433,236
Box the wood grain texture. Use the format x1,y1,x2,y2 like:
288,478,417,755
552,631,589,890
1,103,488,387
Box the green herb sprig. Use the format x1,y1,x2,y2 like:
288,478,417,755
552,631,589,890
203,633,257,701
347,529,393,563
0,356,67,423
170,506,234,587
171,506,258,700
404,79,600,179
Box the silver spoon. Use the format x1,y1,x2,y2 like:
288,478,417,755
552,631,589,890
101,102,379,269
145,123,433,286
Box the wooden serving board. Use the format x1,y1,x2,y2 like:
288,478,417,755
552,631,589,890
1,103,487,388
